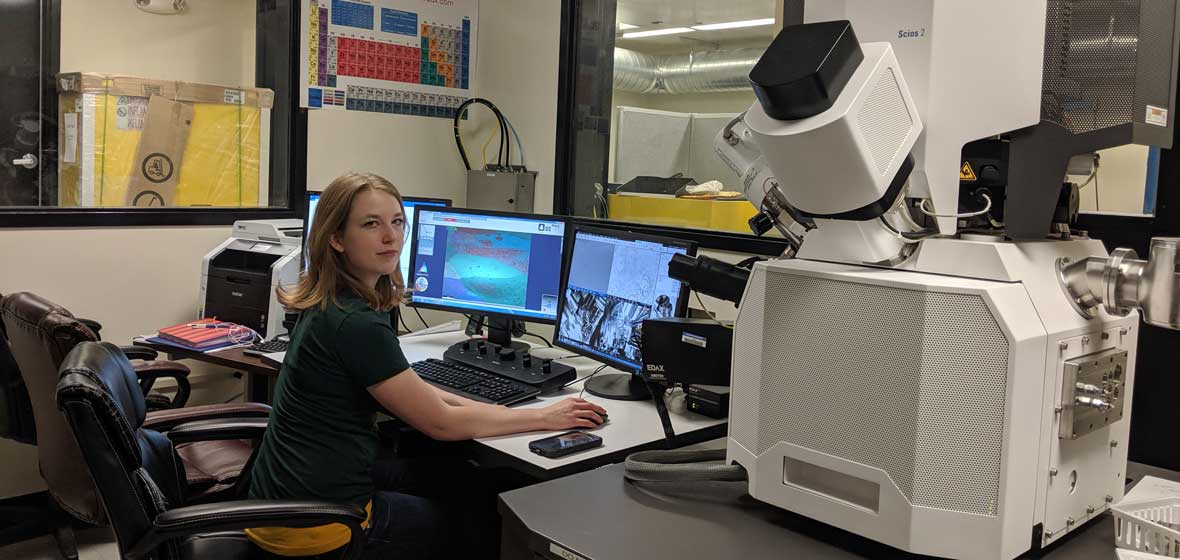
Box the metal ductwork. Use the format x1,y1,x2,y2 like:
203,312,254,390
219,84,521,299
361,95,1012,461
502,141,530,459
614,48,661,93
613,47,765,95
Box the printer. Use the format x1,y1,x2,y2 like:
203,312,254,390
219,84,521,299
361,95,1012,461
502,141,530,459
199,219,303,339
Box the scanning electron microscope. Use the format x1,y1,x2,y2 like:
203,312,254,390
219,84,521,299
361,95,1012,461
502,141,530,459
714,2,1180,558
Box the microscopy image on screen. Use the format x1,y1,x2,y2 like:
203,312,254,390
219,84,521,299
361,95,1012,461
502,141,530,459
442,228,530,308
558,285,651,365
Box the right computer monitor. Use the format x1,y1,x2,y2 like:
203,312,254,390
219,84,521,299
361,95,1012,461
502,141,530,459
555,224,697,400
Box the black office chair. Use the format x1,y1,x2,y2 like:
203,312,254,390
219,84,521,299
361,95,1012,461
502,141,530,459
56,341,367,560
1,291,274,559
0,310,43,548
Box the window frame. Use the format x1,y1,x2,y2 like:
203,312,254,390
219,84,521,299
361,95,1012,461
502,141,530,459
551,0,802,256
0,0,308,227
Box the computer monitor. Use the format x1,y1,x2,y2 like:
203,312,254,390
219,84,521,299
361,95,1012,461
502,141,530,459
399,196,451,287
302,192,451,279
409,207,567,348
302,191,322,270
554,224,696,400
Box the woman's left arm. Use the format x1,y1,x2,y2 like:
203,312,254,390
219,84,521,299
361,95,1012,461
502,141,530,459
432,385,503,409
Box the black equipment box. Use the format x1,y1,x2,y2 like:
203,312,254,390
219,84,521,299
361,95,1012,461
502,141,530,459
640,318,732,386
686,384,730,419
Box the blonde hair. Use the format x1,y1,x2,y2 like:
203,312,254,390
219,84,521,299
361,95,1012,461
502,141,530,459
278,172,405,313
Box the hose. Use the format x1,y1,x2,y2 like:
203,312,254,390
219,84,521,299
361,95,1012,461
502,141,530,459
623,448,748,483
453,98,509,170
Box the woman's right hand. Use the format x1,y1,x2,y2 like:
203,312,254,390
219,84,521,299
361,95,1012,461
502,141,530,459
537,398,608,430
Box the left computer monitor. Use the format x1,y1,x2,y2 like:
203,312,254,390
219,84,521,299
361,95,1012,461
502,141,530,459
302,192,451,279
302,191,321,270
409,207,566,346
399,197,451,286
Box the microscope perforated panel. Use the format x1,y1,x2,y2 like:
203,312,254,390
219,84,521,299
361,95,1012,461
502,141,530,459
749,272,1010,516
857,67,914,177
1135,0,1177,118
1041,0,1176,132
731,270,768,451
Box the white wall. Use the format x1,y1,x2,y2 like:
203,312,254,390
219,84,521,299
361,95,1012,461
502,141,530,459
0,0,563,500
471,0,561,213
306,109,470,202
1074,145,1152,215
60,0,255,86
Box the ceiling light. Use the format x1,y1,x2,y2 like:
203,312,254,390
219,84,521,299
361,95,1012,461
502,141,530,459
692,18,777,31
617,23,639,30
622,27,695,39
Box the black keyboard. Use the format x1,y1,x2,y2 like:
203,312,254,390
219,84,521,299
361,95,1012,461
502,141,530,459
412,358,540,406
249,338,289,353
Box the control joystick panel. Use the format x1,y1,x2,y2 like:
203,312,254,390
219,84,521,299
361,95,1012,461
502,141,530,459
444,339,577,394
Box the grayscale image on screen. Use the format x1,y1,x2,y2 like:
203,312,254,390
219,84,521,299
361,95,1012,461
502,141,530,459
556,230,688,369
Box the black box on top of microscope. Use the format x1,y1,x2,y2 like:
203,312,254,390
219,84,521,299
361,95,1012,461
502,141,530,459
640,318,733,387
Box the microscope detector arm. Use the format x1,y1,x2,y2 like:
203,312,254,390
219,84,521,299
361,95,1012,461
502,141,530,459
714,116,807,252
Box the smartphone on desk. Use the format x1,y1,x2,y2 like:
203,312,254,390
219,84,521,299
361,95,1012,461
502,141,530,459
529,431,603,459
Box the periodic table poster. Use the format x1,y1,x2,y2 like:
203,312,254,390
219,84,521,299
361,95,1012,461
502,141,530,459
300,0,478,119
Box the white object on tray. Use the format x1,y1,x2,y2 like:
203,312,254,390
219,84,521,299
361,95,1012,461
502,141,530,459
1126,477,1180,503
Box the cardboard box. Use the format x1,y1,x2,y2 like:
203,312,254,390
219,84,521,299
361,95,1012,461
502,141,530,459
57,73,273,207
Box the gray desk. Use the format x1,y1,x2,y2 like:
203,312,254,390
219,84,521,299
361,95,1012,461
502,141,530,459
499,460,1180,560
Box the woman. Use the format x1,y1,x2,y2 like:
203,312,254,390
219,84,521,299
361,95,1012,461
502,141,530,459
246,172,607,559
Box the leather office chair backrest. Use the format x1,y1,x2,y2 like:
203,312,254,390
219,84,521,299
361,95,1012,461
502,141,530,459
57,342,189,559
0,296,37,445
0,292,106,524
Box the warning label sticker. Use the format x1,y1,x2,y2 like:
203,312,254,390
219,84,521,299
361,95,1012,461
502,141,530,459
960,162,978,182
1147,105,1169,127
115,96,149,131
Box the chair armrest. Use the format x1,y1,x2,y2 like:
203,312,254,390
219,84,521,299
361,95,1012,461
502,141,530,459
165,417,269,444
143,393,175,413
143,402,271,432
128,500,368,560
78,318,103,338
120,345,158,361
133,361,191,408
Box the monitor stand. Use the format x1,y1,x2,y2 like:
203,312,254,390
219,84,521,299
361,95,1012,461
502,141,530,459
584,373,652,401
483,315,530,353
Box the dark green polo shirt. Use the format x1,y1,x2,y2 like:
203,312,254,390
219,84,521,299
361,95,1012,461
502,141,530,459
249,292,409,506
